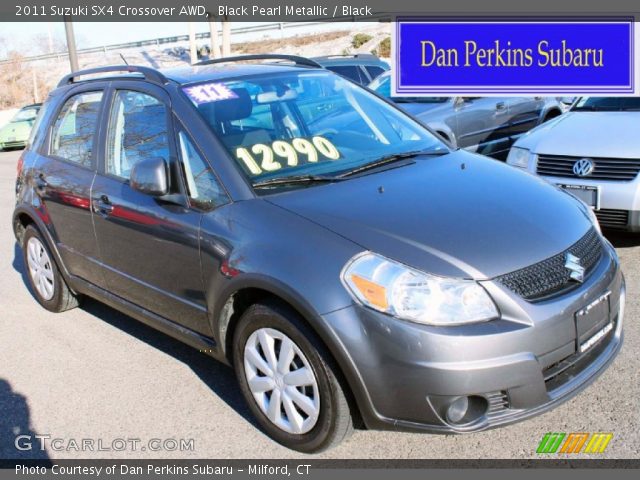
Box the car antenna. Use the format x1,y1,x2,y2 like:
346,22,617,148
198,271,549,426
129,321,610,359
119,53,129,65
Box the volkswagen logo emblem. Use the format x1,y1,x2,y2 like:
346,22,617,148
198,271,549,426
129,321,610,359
573,158,595,177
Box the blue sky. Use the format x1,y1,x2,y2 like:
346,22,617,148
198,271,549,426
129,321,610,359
0,21,358,59
0,22,210,53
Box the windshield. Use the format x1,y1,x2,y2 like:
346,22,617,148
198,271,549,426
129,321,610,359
12,107,39,122
368,74,449,104
572,97,640,112
183,70,447,186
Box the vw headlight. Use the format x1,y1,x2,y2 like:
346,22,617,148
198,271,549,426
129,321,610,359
506,147,532,169
341,252,498,326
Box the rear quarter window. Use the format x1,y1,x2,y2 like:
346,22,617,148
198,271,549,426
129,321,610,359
365,66,386,81
325,65,366,84
50,91,103,167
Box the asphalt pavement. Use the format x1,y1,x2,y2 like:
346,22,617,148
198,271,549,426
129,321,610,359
0,149,638,460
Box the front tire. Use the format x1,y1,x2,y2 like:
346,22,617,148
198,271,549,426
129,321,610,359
22,225,78,312
233,302,353,453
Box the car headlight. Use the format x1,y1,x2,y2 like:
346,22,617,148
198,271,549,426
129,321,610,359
341,252,499,326
506,147,531,169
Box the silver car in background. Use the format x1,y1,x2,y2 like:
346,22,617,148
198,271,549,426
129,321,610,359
369,71,564,159
507,97,640,232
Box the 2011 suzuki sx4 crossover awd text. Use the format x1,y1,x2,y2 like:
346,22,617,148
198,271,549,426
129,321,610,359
13,57,624,453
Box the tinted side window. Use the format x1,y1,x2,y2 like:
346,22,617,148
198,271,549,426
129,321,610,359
50,91,103,167
365,66,385,81
178,131,229,211
106,90,169,180
326,65,364,84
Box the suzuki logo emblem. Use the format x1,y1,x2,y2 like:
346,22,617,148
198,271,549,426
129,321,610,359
565,253,585,283
573,158,595,177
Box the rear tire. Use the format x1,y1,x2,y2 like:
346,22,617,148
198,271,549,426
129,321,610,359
22,225,78,313
233,302,353,453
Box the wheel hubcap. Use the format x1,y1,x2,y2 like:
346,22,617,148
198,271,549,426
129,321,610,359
26,237,55,301
243,328,320,434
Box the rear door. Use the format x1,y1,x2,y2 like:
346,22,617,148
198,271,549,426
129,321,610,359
35,86,106,287
90,82,209,334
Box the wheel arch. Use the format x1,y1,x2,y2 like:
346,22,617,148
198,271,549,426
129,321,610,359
213,276,366,427
12,206,73,283
542,107,562,122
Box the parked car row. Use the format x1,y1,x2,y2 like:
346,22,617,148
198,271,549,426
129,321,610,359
368,71,566,159
13,56,625,453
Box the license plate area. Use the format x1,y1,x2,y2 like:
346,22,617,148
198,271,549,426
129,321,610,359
559,184,599,209
575,292,611,352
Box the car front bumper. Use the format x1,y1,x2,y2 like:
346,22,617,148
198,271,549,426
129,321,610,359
322,240,624,433
0,139,27,149
538,174,640,232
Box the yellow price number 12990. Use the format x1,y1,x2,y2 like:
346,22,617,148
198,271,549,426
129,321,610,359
235,136,340,176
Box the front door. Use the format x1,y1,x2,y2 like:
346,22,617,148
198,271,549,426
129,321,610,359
91,83,208,334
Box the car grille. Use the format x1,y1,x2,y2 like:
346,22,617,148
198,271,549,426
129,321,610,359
496,228,603,301
595,209,629,229
485,391,510,420
537,154,640,181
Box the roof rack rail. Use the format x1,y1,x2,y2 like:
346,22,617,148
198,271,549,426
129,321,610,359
195,54,322,69
57,65,168,88
313,53,379,60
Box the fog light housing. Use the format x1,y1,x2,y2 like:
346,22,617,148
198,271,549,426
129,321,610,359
445,395,488,426
446,396,469,423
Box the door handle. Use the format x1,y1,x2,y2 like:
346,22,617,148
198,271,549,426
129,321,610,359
93,195,114,216
35,174,48,190
495,102,507,111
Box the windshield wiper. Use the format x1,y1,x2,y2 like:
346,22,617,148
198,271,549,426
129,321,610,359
252,174,343,188
335,150,447,178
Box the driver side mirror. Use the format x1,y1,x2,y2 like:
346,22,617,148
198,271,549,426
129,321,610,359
454,97,480,107
130,157,169,196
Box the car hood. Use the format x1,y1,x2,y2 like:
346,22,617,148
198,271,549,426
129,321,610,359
516,111,640,158
267,151,592,280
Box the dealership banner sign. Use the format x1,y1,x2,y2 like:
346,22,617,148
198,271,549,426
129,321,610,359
393,18,638,95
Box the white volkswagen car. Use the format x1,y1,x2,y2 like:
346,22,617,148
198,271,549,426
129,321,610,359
507,97,640,232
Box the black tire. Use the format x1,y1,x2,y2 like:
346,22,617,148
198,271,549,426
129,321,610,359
233,302,353,453
22,225,79,313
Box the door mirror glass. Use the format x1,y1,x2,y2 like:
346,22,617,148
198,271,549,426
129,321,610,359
130,157,168,196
